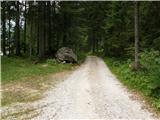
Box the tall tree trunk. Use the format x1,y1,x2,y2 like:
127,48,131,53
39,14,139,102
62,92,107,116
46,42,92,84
38,2,45,59
44,2,46,53
29,17,33,58
134,1,140,69
92,32,95,53
48,1,52,52
37,16,39,55
88,31,92,52
15,1,20,55
24,1,27,54
8,5,11,56
53,1,57,50
2,2,6,55
63,13,67,46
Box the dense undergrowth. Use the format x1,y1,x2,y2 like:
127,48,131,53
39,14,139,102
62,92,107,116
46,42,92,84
105,50,160,111
1,56,74,83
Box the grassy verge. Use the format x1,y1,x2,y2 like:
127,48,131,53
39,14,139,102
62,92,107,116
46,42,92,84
1,56,73,83
105,57,160,112
1,56,75,106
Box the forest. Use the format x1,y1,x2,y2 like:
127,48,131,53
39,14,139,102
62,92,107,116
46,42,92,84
1,1,160,57
1,1,160,119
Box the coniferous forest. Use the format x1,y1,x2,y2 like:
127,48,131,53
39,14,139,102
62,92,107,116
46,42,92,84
1,1,160,118
1,1,160,58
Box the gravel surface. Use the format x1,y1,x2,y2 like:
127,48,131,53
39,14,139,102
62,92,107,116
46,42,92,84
2,56,158,119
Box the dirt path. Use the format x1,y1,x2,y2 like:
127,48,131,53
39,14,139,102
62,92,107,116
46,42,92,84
2,56,158,119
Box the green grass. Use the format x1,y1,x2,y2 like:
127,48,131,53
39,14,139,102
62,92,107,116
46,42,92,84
105,57,160,111
1,56,75,106
1,56,73,83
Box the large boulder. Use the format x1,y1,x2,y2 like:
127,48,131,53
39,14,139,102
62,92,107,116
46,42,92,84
56,47,77,63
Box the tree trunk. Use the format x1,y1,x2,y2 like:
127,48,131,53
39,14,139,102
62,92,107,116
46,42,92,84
8,5,11,56
38,2,45,59
24,1,27,54
48,1,52,52
2,2,6,55
92,32,95,53
53,1,57,50
44,2,46,53
37,16,39,55
15,1,20,55
63,12,67,46
134,1,140,70
29,17,33,58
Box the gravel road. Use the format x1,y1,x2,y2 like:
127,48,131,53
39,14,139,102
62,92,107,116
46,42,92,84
34,56,156,119
2,56,157,119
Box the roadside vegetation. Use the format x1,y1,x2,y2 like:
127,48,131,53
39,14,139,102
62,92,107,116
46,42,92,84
2,56,73,83
105,50,160,111
1,56,75,106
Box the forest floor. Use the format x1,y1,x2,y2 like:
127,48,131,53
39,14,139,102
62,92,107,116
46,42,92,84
1,56,159,119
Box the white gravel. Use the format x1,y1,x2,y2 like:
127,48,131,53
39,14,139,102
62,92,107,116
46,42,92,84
2,56,158,119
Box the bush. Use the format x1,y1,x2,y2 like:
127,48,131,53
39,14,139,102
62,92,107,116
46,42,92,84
141,50,160,70
105,49,160,110
140,50,160,98
46,59,57,65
